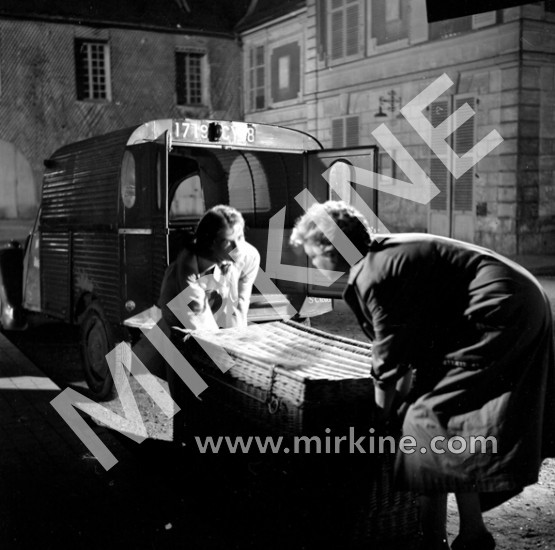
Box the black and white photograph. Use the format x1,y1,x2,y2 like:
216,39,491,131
0,1,554,549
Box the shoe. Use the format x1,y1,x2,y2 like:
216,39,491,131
451,532,495,550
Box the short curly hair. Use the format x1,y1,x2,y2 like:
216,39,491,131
289,201,372,255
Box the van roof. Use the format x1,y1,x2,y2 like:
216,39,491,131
127,119,323,153
47,119,323,160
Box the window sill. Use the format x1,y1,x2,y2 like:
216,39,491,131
369,37,410,56
176,104,207,109
76,98,111,104
268,95,303,108
322,52,365,68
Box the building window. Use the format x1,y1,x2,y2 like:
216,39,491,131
175,51,204,106
324,0,363,63
270,42,301,103
372,0,409,45
74,40,111,101
248,45,265,111
428,96,475,239
331,116,359,148
429,15,472,40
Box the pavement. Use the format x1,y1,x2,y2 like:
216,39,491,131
0,332,208,550
0,333,134,548
0,326,386,550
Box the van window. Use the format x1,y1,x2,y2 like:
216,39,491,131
328,160,355,203
120,151,136,208
228,153,270,213
169,173,205,220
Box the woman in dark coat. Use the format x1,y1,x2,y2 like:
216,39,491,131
290,201,555,550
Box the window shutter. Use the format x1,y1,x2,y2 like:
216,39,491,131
332,118,344,147
429,100,450,211
453,96,475,212
330,10,344,60
331,116,358,148
372,0,386,44
345,116,359,147
317,0,328,61
345,2,359,56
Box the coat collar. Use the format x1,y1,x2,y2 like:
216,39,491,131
346,234,386,285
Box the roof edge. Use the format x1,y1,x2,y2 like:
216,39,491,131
0,12,236,38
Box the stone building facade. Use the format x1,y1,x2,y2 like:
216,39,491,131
0,0,246,241
239,1,555,255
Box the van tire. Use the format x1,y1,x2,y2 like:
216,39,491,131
80,302,116,400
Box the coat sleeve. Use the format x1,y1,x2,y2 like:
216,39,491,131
158,260,218,332
365,283,417,388
234,245,261,327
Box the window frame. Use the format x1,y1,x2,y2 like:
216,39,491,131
74,39,112,102
247,44,266,112
175,49,206,107
269,41,302,106
325,0,365,66
169,172,205,222
369,0,409,50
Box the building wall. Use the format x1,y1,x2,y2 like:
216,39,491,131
0,18,241,239
242,1,555,255
516,5,555,254
242,9,309,132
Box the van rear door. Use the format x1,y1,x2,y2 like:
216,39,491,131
305,146,379,299
120,135,168,321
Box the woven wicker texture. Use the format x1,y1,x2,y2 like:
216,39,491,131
189,320,373,408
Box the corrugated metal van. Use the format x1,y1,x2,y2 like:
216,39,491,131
14,118,377,397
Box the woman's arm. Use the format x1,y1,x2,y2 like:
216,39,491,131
374,381,397,418
234,245,261,327
374,369,413,418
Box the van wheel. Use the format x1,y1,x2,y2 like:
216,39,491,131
80,303,115,400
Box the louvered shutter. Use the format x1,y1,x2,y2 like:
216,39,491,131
429,99,451,212
345,116,359,147
255,46,265,110
330,8,344,60
248,48,254,109
317,0,328,61
332,118,344,147
453,96,475,212
345,1,359,56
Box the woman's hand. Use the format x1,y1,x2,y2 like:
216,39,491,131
374,382,397,420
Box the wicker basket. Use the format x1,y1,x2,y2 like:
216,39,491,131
181,320,374,434
172,320,421,546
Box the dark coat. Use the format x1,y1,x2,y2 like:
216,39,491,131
343,233,555,508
